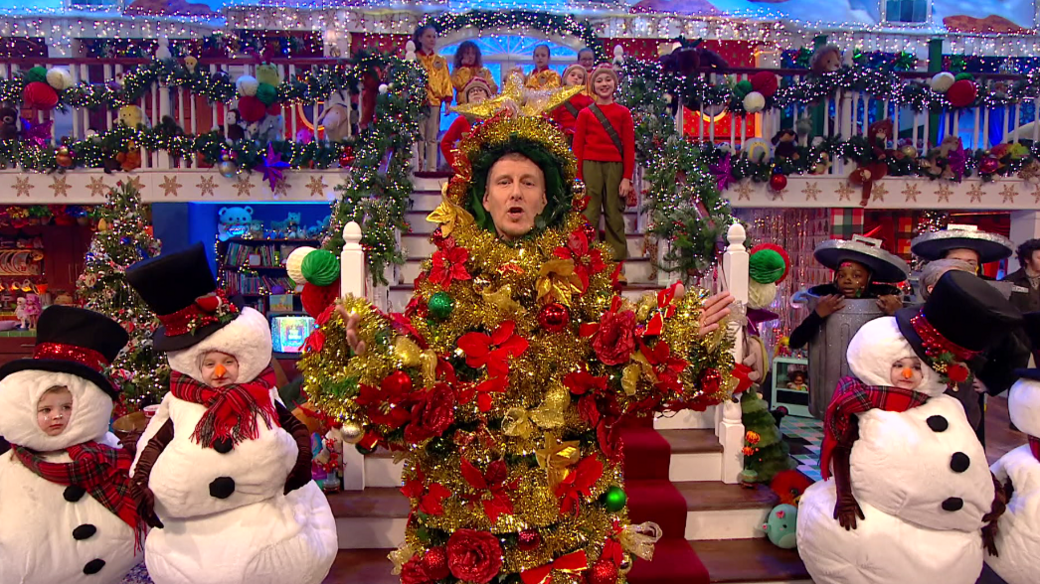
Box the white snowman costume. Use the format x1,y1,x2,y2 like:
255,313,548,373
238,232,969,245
798,315,997,584
985,324,1040,584
132,307,338,584
0,307,142,584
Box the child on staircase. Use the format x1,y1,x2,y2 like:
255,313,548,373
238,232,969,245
440,78,491,170
450,41,497,105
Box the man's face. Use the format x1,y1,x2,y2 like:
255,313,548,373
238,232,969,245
483,155,547,240
534,47,550,68
1027,250,1040,272
944,248,980,271
578,50,594,69
592,72,616,100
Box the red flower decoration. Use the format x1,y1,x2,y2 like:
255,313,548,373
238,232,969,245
401,558,431,584
400,469,452,516
429,245,472,288
639,341,688,394
447,529,503,584
590,300,637,366
457,321,529,378
461,458,517,523
405,383,456,443
556,455,604,515
356,371,414,429
303,329,325,353
564,369,608,396
947,362,970,384
553,230,605,292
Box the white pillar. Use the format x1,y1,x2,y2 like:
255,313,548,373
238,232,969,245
1008,211,1040,272
340,220,367,490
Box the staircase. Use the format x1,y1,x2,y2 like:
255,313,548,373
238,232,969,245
323,176,810,583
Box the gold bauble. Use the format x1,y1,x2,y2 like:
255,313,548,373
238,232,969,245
899,144,918,159
340,422,363,444
619,553,633,575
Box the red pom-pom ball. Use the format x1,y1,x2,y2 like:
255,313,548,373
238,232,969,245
301,281,340,318
238,95,267,123
749,71,779,98
947,80,977,109
586,559,619,584
23,81,59,110
266,103,282,117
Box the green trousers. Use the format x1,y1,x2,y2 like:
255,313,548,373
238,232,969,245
582,160,628,261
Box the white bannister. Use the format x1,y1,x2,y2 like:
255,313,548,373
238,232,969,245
339,220,367,491
718,223,749,484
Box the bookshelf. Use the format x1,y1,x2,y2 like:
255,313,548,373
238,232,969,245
216,237,320,314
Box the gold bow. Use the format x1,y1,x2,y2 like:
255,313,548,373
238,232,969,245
426,183,474,237
536,259,583,306
503,386,569,438
620,521,663,561
482,284,524,317
388,542,415,575
535,433,581,492
621,363,642,396
395,336,439,387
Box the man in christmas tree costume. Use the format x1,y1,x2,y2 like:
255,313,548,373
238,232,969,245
301,105,736,583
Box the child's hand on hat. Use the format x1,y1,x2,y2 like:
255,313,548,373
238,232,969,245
815,294,846,317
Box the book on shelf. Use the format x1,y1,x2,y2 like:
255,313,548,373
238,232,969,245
219,270,295,296
220,240,315,270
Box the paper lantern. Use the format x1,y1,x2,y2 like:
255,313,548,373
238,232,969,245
947,80,977,108
749,71,778,98
236,74,259,97
285,246,315,284
23,82,58,110
743,91,765,113
930,72,955,93
237,96,267,123
301,281,340,319
46,67,74,91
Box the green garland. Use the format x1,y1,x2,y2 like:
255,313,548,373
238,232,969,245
420,10,605,62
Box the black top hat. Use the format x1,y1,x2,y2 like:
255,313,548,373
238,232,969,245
125,243,242,352
896,270,1022,375
0,306,129,399
1015,311,1040,381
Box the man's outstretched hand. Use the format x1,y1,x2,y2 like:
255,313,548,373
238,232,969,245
337,306,366,356
697,290,734,337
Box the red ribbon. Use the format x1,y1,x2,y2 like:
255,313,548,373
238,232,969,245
732,363,754,394
520,550,588,584
1030,436,1039,462
33,342,110,374
910,310,981,362
158,290,238,336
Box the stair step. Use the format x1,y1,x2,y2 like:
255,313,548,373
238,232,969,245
401,231,650,260
327,487,408,549
323,549,396,584
694,538,810,584
404,209,641,234
660,428,725,482
678,483,778,540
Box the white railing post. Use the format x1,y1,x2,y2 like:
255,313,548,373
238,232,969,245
718,223,749,484
156,37,172,170
340,220,366,490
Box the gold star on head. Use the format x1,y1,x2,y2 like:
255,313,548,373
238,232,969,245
306,175,327,198
160,175,182,197
14,177,33,198
1000,183,1017,204
234,176,253,198
49,175,70,198
196,175,217,197
87,176,108,198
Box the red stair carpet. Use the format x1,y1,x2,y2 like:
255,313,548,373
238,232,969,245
621,422,710,584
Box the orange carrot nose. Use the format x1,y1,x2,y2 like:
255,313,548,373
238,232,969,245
902,367,914,379
214,364,227,377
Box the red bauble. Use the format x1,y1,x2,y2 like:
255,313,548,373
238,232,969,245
700,367,722,394
340,148,355,168
422,546,451,580
517,529,542,552
573,194,590,212
238,95,267,123
768,173,787,192
947,80,977,109
301,281,341,318
583,221,598,244
979,157,999,175
586,559,619,584
749,71,778,98
23,81,59,110
538,303,570,333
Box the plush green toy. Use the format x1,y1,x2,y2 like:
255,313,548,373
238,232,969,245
761,503,798,549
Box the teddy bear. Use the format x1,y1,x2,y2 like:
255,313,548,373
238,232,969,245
867,119,894,160
771,129,799,161
116,142,142,172
0,107,18,141
217,206,254,240
810,44,842,75
118,104,149,129
273,212,302,237
225,109,245,142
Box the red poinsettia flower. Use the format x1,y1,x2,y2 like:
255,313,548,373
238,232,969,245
586,298,637,366
640,341,688,394
564,369,608,396
429,245,471,288
400,469,453,516
405,383,456,443
553,230,606,292
457,321,529,378
460,458,517,523
556,455,604,515
315,303,337,326
356,371,415,429
456,375,510,413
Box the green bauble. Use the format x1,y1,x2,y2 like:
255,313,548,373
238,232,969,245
603,485,627,512
427,292,455,321
301,249,340,286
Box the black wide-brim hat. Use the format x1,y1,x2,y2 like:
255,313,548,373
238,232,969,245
896,270,1022,368
0,306,129,399
125,243,244,353
814,238,909,284
1014,311,1040,381
910,229,1014,264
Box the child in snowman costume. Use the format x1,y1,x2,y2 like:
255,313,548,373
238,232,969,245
0,306,143,584
124,243,337,584
985,310,1040,584
798,270,1018,584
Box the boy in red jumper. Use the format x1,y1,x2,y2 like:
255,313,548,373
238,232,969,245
573,64,634,261
551,64,593,141
440,78,491,170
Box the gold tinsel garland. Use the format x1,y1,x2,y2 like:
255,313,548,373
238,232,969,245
300,113,734,584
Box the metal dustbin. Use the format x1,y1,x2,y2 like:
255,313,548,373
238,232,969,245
804,294,885,419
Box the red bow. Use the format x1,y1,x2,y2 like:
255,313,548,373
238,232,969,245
732,363,754,394
520,550,588,584
457,321,529,378
460,458,517,523
556,455,604,515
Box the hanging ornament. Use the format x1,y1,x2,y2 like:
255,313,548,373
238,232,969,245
537,302,570,333
899,144,918,159
978,156,999,175
586,558,619,584
340,421,363,444
55,146,73,168
618,553,633,575
427,291,455,321
583,220,598,245
340,146,355,168
421,546,450,580
768,172,787,193
602,485,627,512
218,154,239,178
699,367,722,394
517,529,542,552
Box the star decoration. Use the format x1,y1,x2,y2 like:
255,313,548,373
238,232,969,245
836,182,856,202
802,182,821,201
234,175,254,198
160,175,182,197
871,183,888,202
1033,184,1040,204
49,175,70,198
87,176,108,198
935,183,953,203
1000,183,1017,204
306,175,327,198
13,177,33,198
126,175,145,192
258,144,290,193
272,175,291,198
968,182,985,203
734,181,753,201
901,182,920,203
196,175,217,197
21,118,54,149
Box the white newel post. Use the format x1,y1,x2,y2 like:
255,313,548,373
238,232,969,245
340,221,367,490
719,223,749,484
156,37,172,170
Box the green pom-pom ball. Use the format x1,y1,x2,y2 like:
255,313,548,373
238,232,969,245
749,249,786,284
602,485,627,512
427,292,455,321
26,66,47,84
734,80,753,98
256,83,278,106
301,249,340,286
954,72,974,82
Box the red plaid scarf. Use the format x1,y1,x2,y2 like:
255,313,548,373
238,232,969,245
12,441,144,550
1030,436,1039,462
169,367,279,449
820,376,929,479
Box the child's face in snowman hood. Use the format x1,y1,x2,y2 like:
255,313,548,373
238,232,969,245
846,317,946,397
166,307,272,385
0,370,113,451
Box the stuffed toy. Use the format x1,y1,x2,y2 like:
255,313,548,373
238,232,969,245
217,206,254,241
118,105,149,129
867,119,894,160
225,109,245,142
317,90,351,142
771,129,799,161
811,44,843,74
762,504,799,549
770,469,815,506
116,144,142,172
660,39,729,76
0,107,18,140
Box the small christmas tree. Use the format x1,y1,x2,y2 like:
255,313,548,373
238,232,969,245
77,181,168,415
740,389,796,483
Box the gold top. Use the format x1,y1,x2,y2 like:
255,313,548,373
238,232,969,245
451,66,499,104
451,72,583,121
525,67,562,90
416,51,453,106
